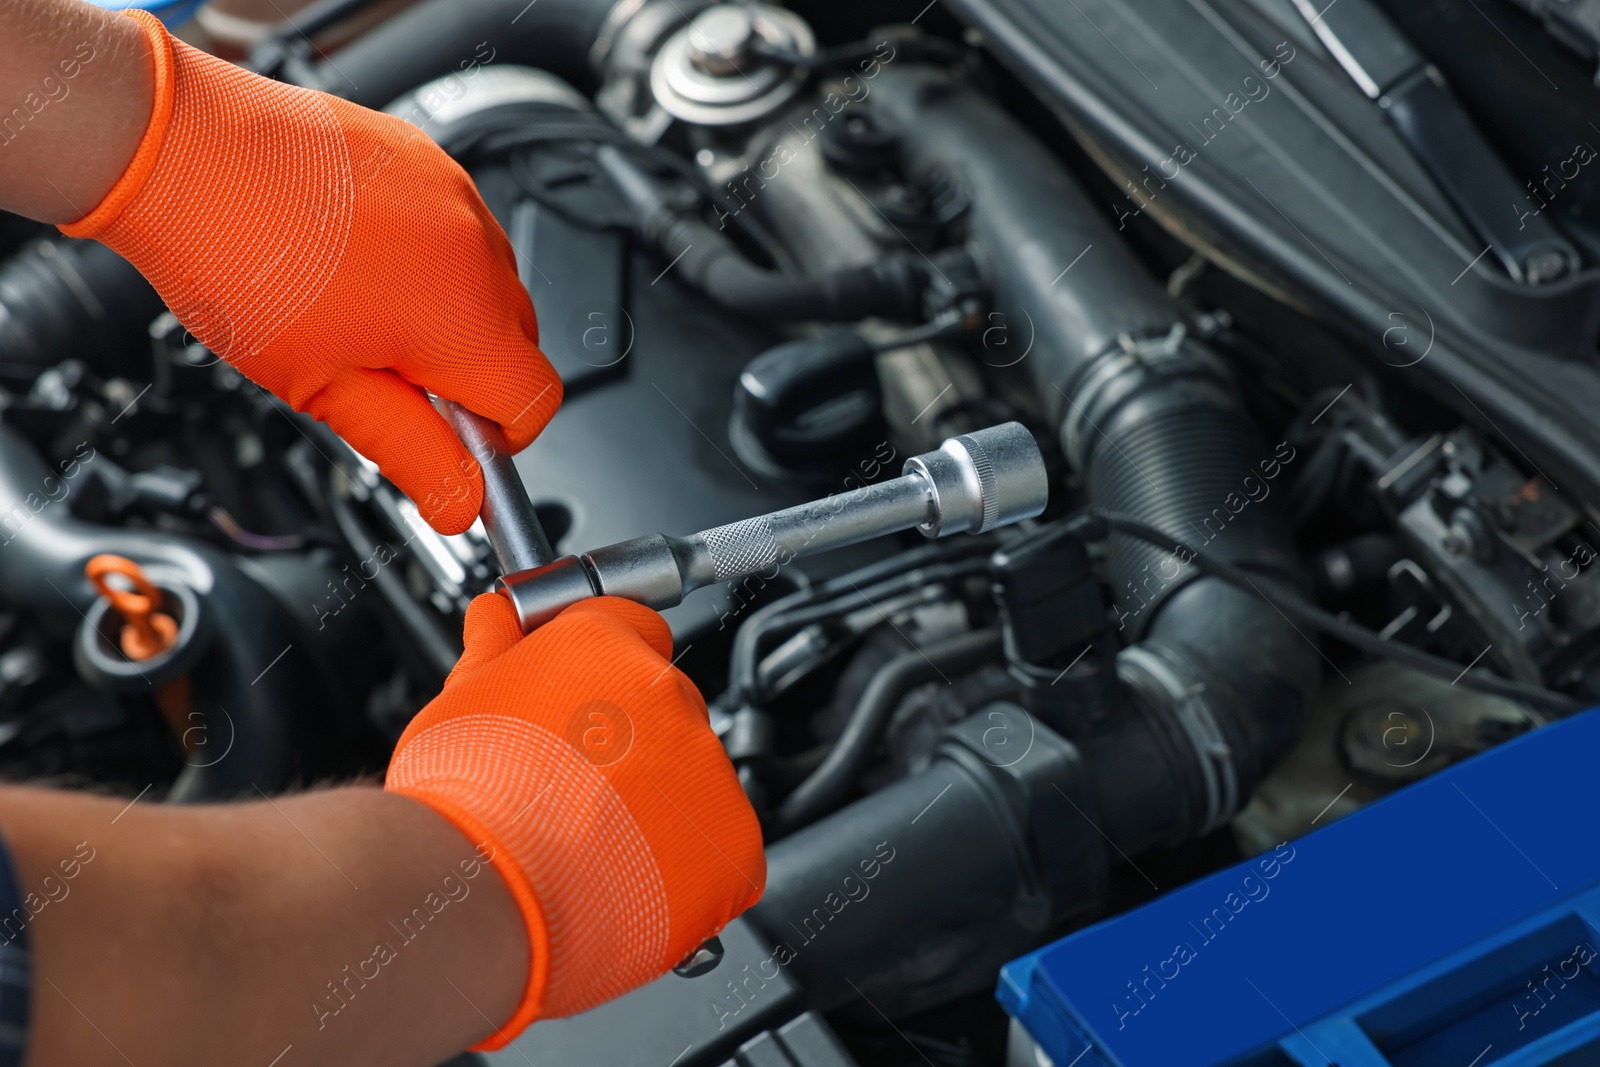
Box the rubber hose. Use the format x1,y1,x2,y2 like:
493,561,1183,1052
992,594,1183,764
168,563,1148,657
1088,401,1302,639
313,0,627,107
0,239,164,378
775,628,1002,831
875,65,1320,842
727,542,960,701
595,145,925,322
871,65,1177,425
655,215,924,321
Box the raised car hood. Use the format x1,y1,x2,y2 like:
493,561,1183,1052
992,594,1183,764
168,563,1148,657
944,0,1600,500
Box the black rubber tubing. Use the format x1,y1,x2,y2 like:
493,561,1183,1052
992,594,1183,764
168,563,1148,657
315,0,624,108
775,627,1003,831
1096,510,1580,714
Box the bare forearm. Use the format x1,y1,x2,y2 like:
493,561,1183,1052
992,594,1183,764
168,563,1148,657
0,0,153,222
0,785,527,1067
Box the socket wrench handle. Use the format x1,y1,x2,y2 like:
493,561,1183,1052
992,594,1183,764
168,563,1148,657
437,400,726,981
433,398,554,575
498,422,1048,632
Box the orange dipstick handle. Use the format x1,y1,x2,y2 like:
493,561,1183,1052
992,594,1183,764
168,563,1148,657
86,554,178,661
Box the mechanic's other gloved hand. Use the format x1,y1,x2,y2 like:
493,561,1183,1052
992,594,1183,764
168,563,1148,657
386,594,766,1046
60,11,560,534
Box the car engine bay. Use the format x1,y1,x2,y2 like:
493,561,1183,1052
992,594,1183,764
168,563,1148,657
5,0,1600,1062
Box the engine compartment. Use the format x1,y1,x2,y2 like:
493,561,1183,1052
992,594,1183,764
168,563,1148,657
3,0,1599,1062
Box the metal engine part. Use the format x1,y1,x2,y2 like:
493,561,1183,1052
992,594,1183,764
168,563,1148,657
649,3,815,127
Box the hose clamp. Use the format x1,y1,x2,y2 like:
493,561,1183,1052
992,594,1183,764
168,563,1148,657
1059,324,1233,472
1116,323,1188,361
1119,644,1238,835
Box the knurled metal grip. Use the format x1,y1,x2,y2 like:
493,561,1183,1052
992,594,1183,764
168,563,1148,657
957,431,1001,532
699,516,780,582
496,422,1049,633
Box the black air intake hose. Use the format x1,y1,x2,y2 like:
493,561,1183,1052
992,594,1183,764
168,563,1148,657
872,64,1317,835
875,70,1176,419
752,708,1101,1017
312,0,628,108
0,425,318,799
743,68,1320,1017
0,239,163,378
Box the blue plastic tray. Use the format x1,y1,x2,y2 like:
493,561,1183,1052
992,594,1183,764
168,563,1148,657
999,707,1600,1066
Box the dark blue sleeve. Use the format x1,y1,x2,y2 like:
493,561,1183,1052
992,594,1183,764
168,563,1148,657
0,831,30,1066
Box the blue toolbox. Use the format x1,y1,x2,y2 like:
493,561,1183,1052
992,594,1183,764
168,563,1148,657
998,708,1600,1066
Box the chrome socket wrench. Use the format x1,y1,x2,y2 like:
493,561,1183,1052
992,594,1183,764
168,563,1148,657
440,397,750,978
498,421,1049,633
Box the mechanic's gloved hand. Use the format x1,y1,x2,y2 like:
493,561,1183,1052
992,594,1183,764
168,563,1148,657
60,11,560,534
386,594,766,1046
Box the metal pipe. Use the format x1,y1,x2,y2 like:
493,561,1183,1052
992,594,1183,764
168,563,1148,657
498,422,1048,631
678,478,936,591
433,398,554,574
309,0,628,107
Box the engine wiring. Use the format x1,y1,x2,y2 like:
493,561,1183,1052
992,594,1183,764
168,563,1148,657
1088,510,1581,714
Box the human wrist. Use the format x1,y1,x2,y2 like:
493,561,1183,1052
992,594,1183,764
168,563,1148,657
183,787,532,1059
383,783,552,1048
0,2,156,223
59,10,174,237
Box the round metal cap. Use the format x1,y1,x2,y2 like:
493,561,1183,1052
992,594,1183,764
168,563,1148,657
649,3,815,126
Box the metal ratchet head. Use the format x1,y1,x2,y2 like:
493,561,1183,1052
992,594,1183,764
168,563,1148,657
497,421,1049,633
432,398,555,584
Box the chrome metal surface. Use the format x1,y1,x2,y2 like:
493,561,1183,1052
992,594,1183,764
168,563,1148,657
587,534,687,606
671,934,725,978
499,556,600,633
433,399,554,576
496,423,1049,626
648,3,814,126
903,421,1049,536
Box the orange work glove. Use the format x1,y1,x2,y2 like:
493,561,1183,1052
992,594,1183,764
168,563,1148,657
386,594,766,1046
60,12,560,534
